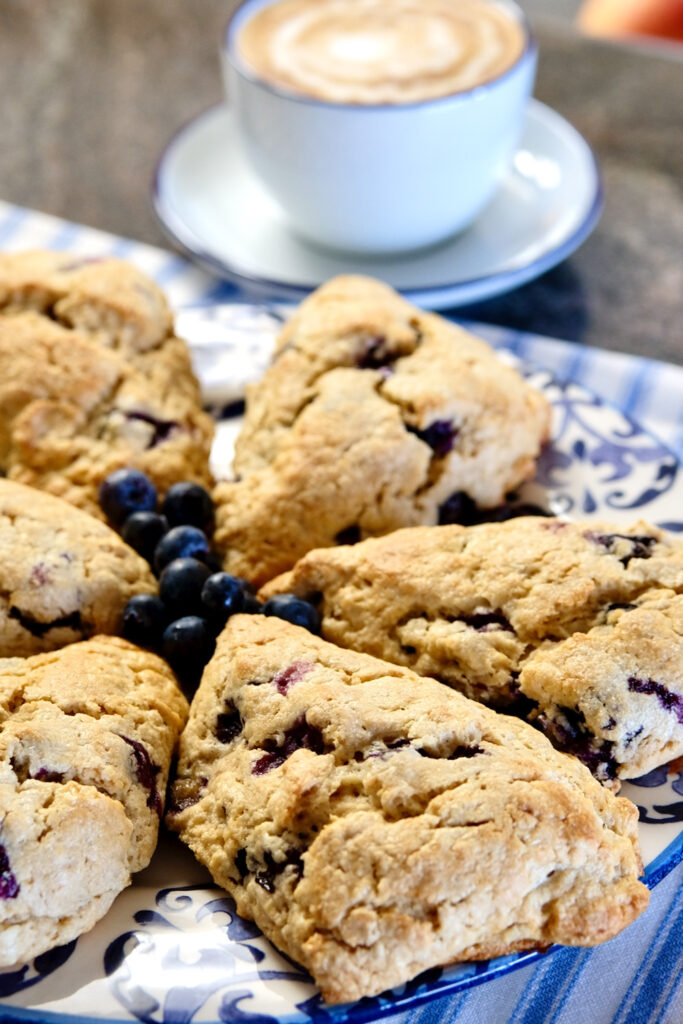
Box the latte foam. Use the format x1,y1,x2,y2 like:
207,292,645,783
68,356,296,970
236,0,526,105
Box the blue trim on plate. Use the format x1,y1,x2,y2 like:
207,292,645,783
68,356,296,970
0,1012,133,1024
643,836,683,889
151,100,603,309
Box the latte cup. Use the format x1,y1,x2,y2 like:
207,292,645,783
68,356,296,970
223,0,537,255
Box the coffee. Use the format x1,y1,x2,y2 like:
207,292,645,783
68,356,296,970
236,0,525,105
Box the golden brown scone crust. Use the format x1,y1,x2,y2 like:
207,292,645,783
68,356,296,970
168,615,647,1004
0,311,213,516
0,251,214,516
213,275,550,585
0,250,172,355
263,517,683,784
0,636,189,966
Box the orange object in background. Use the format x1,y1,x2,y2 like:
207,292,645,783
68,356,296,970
578,0,683,42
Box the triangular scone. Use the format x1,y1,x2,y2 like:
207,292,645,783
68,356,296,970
0,312,213,516
0,637,188,966
262,518,683,785
168,615,647,1004
0,479,156,656
0,250,172,356
213,276,551,584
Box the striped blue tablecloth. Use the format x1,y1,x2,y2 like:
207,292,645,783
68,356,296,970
1,199,681,1024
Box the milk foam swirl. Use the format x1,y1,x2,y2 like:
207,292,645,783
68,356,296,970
237,0,526,105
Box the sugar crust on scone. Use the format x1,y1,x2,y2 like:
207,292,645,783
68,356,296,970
262,517,683,785
213,275,551,585
0,636,188,966
168,615,647,1004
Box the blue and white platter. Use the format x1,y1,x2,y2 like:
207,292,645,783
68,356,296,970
1,306,681,1024
153,100,602,309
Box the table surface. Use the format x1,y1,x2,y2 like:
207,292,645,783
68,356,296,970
0,0,682,364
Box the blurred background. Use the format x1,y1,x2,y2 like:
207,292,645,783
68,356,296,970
525,0,583,23
527,0,683,42
0,0,680,359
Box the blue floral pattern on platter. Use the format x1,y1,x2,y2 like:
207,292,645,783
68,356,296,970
522,368,679,523
0,308,681,1023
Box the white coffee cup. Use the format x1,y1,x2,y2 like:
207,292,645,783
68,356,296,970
223,0,537,255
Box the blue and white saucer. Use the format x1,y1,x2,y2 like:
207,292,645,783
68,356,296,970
153,99,603,309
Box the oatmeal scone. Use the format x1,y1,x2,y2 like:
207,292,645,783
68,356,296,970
0,636,188,966
0,479,156,656
0,311,213,516
168,615,647,1004
262,518,683,785
213,275,551,585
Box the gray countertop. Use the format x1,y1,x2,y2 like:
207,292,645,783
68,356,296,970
0,0,681,363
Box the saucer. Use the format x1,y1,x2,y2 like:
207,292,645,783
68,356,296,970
153,100,603,309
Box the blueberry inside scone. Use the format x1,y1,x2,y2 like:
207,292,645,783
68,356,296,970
0,250,172,356
521,589,683,785
213,275,551,585
168,615,647,1004
0,252,213,517
262,517,683,785
0,479,156,656
0,637,188,966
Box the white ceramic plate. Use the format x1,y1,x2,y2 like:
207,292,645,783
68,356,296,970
153,100,603,309
1,311,680,1024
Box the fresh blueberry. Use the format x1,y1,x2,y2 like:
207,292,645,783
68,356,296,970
122,511,169,563
162,615,214,686
159,558,212,619
162,482,215,532
201,572,245,625
204,551,224,574
121,594,166,647
232,577,261,613
154,525,210,574
261,594,320,634
242,591,263,614
99,468,157,526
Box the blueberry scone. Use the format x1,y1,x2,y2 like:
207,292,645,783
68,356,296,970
0,311,213,516
0,479,157,656
0,636,188,966
0,250,172,357
262,518,683,785
0,251,204,414
213,275,551,585
168,615,647,1004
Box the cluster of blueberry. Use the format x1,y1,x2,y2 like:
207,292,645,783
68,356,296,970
98,469,320,689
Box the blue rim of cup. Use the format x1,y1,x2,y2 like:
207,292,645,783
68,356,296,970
223,0,538,112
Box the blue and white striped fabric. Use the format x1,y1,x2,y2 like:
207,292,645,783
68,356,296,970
0,199,681,1024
